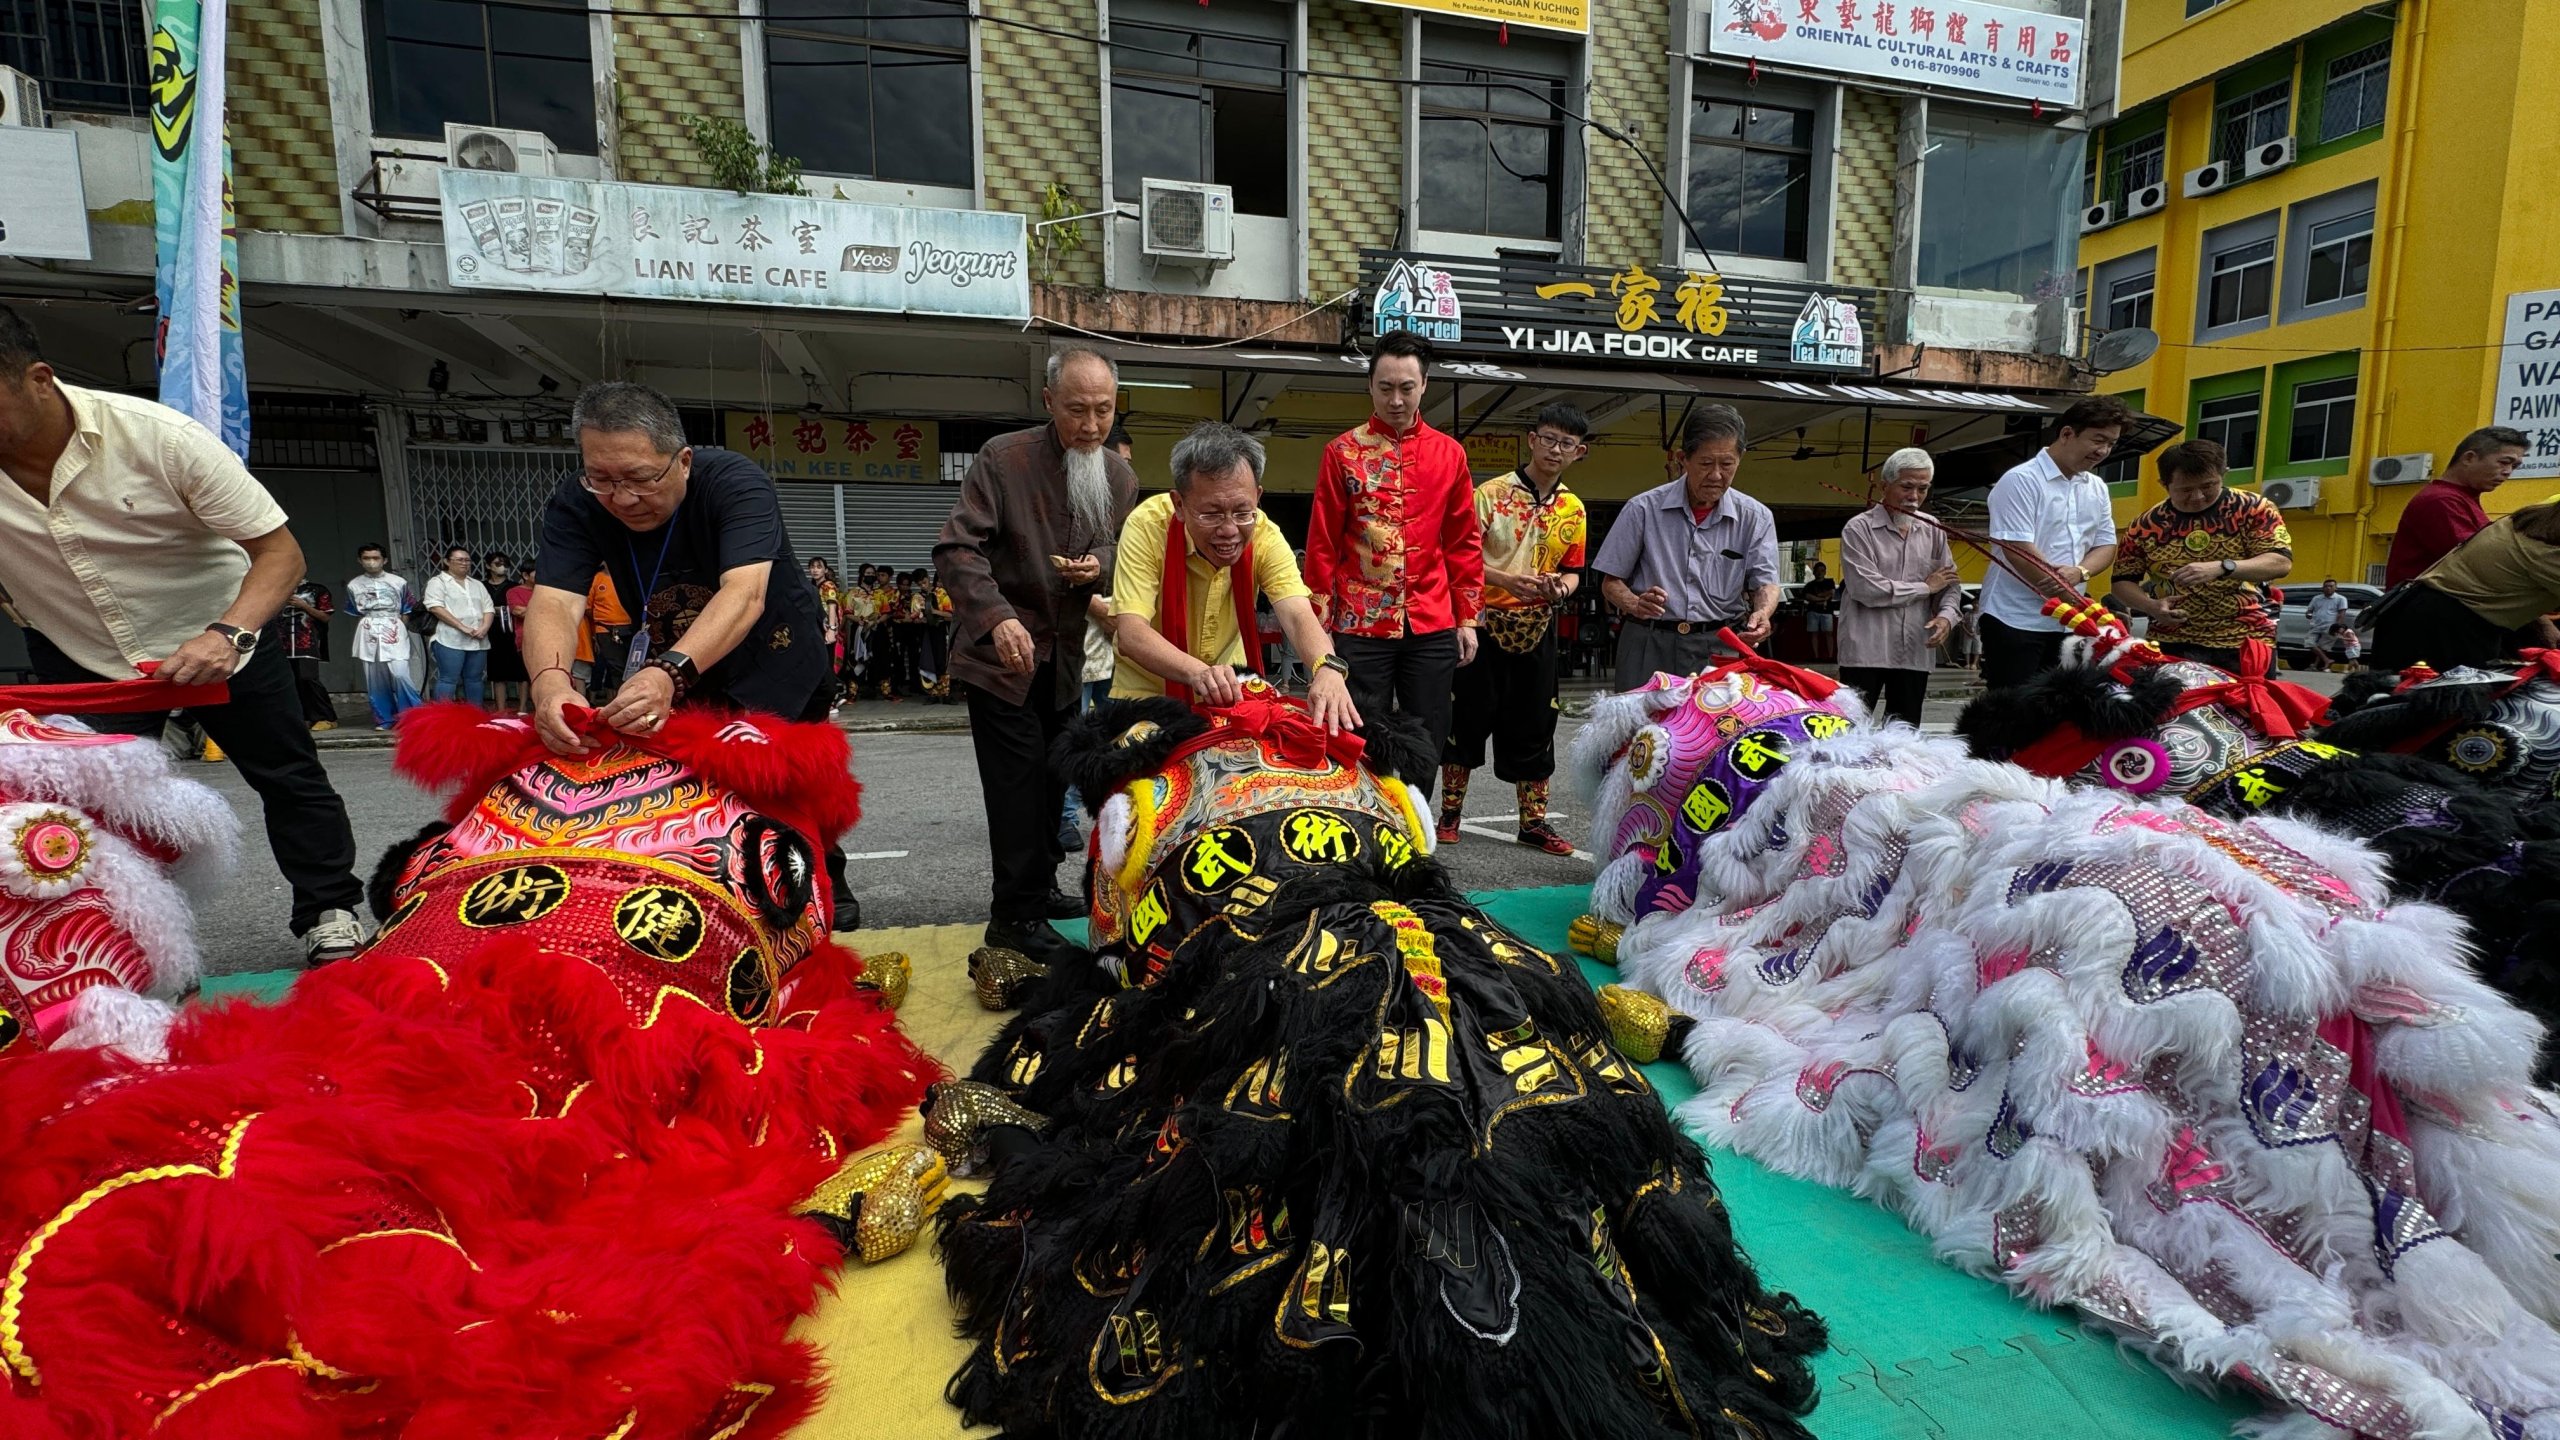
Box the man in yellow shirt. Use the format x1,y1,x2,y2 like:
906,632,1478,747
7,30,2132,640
1110,422,1359,732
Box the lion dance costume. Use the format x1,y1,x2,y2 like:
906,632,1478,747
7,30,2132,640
932,682,1824,1440
1956,606,2560,1083
0,699,934,1439
1576,642,2560,1437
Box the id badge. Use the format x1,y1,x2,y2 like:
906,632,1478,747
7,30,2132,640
626,630,651,672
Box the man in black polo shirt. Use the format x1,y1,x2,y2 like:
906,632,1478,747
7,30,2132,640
520,381,854,926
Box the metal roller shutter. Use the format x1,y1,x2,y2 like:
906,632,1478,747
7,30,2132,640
773,480,961,575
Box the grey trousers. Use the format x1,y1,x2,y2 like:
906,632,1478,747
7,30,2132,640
1613,622,1738,692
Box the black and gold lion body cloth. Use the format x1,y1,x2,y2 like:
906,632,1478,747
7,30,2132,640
930,687,1825,1439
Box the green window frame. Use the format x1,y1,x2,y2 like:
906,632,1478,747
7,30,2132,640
2298,15,2395,163
2210,53,2297,165
2264,352,2362,482
2096,105,2168,207
2189,369,2266,488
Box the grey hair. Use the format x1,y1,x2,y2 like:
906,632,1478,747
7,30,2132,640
1046,344,1119,389
1168,421,1266,495
572,381,686,455
1879,446,1935,484
1677,403,1746,454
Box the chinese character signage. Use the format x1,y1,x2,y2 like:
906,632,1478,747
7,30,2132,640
724,411,942,484
1352,0,1585,36
1361,250,1874,373
442,171,1029,323
2495,288,2560,480
1705,0,2083,108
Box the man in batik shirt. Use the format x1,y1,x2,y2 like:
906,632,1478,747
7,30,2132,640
2107,439,2293,671
1302,329,1483,789
1440,404,1589,855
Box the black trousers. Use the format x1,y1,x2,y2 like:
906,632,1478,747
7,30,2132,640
1444,623,1560,782
2367,584,2511,674
1978,615,2065,691
1334,630,1458,796
1841,666,1928,729
963,660,1075,922
289,656,339,726
27,631,363,935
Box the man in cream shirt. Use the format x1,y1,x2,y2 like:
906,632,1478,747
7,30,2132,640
1109,422,1358,733
0,305,369,963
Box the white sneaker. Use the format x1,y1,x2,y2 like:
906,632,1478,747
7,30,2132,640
301,908,372,966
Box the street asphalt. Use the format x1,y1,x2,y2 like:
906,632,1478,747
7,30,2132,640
178,666,2347,977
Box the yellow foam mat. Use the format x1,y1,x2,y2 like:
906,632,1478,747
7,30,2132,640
789,923,1007,1438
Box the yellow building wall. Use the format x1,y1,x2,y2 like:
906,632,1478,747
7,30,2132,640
2081,0,2560,588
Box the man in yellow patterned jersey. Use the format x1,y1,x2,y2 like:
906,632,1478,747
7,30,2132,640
1440,404,1590,855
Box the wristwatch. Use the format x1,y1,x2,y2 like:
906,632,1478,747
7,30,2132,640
1317,654,1350,681
2219,559,2237,578
205,622,257,657
649,649,699,701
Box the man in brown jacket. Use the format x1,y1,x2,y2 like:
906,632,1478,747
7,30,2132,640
935,346,1137,959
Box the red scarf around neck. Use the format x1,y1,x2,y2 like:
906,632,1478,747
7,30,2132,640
1160,517,1263,702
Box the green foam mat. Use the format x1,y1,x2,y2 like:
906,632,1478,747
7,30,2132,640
1471,885,2254,1439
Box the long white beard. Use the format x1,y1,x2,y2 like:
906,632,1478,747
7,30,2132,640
1064,445,1115,544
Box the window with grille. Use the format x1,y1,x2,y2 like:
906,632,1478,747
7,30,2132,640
2301,209,2372,307
1688,92,1815,262
0,0,148,115
765,0,971,187
1420,56,1566,241
2105,270,2155,332
2288,376,2356,463
2206,237,2274,328
1110,0,1290,218
2197,393,2261,470
2103,132,2164,205
2211,81,2291,163
2316,41,2390,143
365,0,594,154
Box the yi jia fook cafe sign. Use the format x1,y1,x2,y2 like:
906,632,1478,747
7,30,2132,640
439,170,1030,323
1707,0,2083,108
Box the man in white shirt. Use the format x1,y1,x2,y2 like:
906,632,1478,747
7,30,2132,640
421,544,495,705
1978,395,2133,689
0,305,371,963
2303,579,2347,667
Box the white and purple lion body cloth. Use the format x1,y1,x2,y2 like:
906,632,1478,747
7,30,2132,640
1572,659,2560,1439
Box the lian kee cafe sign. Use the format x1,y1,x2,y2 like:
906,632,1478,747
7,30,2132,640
724,411,942,485
440,170,1029,322
1364,251,1872,373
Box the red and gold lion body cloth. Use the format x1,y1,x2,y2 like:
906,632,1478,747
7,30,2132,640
0,702,934,1440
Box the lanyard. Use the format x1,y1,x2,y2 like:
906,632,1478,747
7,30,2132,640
622,500,681,669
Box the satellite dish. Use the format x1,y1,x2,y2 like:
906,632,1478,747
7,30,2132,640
2087,327,2161,375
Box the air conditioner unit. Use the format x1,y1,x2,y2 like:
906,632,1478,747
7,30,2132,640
2262,475,2321,510
2080,201,2116,234
442,123,556,177
2183,162,2232,198
0,67,42,128
1138,178,1235,265
2126,183,2167,217
2247,135,2296,176
2368,451,2435,485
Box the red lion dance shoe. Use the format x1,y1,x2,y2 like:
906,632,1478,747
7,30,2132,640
0,700,935,1440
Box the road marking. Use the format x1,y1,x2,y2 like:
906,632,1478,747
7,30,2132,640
1453,814,1593,862
841,850,911,861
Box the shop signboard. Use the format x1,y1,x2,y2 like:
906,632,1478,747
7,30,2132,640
2494,288,2560,480
1351,0,1586,36
0,128,91,260
724,410,942,484
1702,0,2083,109
1364,250,1874,374
442,171,1028,323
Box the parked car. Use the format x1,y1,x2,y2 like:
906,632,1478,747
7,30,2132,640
2275,582,2384,667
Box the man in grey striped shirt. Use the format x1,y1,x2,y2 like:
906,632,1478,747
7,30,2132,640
1593,405,1780,691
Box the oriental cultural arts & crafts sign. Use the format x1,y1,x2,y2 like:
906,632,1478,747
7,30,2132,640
1706,0,2083,108
1361,250,1874,374
440,171,1029,323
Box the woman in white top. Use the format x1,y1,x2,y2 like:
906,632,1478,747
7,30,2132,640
421,544,495,706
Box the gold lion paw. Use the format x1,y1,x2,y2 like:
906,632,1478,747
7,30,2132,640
921,1079,1050,1179
1569,913,1624,965
797,1142,950,1264
1595,984,1678,1064
968,945,1048,1011
853,950,912,1010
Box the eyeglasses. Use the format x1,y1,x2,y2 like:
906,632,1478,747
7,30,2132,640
579,450,682,497
1186,507,1260,532
1528,432,1584,451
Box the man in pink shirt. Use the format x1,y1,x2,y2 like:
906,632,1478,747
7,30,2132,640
2383,426,2529,589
